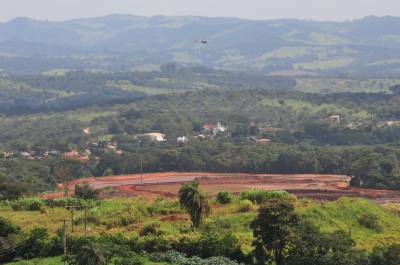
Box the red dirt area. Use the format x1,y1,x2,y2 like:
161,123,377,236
40,172,400,203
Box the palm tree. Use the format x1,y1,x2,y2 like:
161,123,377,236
178,181,210,228
75,243,111,265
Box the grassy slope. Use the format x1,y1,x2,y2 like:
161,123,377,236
298,198,400,250
1,197,400,253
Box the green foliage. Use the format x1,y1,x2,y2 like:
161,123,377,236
251,199,299,265
139,222,163,237
216,191,233,205
358,213,384,232
237,200,253,213
75,183,99,200
0,217,20,237
146,198,181,216
178,182,210,228
297,198,400,249
10,198,45,211
285,222,360,265
369,244,400,265
73,242,112,265
150,250,240,265
87,198,150,228
240,190,291,204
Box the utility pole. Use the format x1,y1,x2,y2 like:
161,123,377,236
71,207,74,233
66,205,90,234
57,219,69,265
63,220,67,265
140,158,143,184
84,206,88,234
349,226,352,239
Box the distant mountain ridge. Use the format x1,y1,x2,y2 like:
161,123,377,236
1,14,400,75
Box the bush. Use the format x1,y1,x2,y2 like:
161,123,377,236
114,257,144,265
150,250,240,265
75,183,99,200
139,222,163,237
240,189,290,204
0,217,20,237
237,200,253,213
45,197,82,208
87,198,150,227
146,198,181,216
369,244,400,264
10,198,45,211
216,191,233,204
358,213,383,232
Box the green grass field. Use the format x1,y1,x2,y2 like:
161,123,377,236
298,198,400,250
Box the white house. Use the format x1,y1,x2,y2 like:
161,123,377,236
177,136,189,144
136,133,166,142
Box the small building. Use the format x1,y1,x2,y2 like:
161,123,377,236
177,136,189,144
256,138,271,144
20,152,34,160
202,122,227,136
384,120,400,127
195,134,207,140
328,115,341,124
64,150,89,161
83,127,91,135
46,150,61,156
136,133,166,142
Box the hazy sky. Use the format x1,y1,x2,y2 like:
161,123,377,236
1,0,400,22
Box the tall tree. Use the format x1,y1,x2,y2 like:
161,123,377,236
178,181,210,228
251,199,298,265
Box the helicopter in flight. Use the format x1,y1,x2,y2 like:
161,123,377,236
195,39,208,44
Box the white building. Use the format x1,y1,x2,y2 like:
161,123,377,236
136,133,166,142
177,136,189,144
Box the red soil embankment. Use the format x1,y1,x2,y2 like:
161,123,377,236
39,172,400,203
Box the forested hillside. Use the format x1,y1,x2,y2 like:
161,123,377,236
1,67,400,196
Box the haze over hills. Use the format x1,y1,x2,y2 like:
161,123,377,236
1,14,400,75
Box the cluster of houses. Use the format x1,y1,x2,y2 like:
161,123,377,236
133,122,271,145
1,121,274,161
133,122,229,144
2,149,63,160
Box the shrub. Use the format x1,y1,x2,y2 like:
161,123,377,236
240,189,290,204
10,198,45,211
147,198,181,216
358,213,383,232
0,217,20,237
139,222,163,237
150,250,240,265
114,257,143,265
45,197,82,208
87,198,150,227
237,200,253,213
369,244,400,264
216,191,233,204
75,183,99,200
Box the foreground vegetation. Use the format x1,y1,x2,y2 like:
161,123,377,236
1,185,400,264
